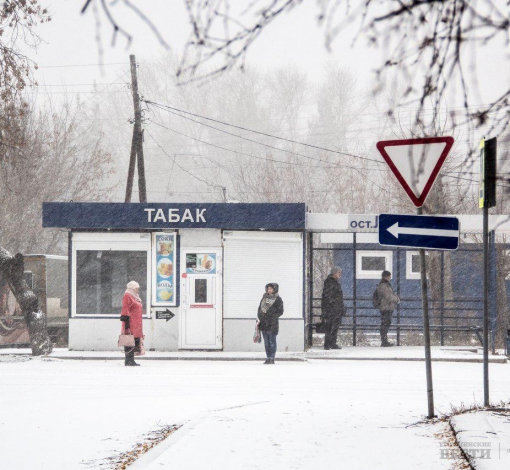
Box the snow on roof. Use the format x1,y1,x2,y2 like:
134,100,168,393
24,254,68,260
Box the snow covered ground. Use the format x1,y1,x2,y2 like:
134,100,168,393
451,410,510,469
1,355,509,469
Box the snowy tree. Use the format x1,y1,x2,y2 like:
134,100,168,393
0,2,113,355
0,1,52,355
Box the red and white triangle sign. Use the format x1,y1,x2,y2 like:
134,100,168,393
376,136,454,207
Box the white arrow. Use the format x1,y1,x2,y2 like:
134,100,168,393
387,222,459,239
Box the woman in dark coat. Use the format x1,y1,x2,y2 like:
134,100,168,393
120,280,144,366
257,283,284,364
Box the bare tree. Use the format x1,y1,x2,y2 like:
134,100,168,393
0,1,53,354
81,1,510,149
0,1,51,154
0,98,113,354
0,100,114,254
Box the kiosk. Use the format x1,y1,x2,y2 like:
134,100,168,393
42,202,306,352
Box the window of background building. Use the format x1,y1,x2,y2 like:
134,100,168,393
356,251,392,279
406,251,429,280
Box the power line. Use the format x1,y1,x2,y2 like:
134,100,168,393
147,118,392,195
37,63,127,68
23,90,127,95
101,187,396,195
147,118,510,196
442,174,510,190
148,118,380,173
147,109,384,172
148,119,322,168
147,101,507,192
79,70,131,106
146,130,225,192
144,100,384,165
144,99,506,183
36,83,128,87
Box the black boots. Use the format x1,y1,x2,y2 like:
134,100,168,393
125,360,140,366
263,358,275,364
124,345,140,366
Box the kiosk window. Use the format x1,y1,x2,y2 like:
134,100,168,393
195,279,207,303
76,250,147,315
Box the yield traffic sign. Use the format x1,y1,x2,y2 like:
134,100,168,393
379,213,460,250
376,137,454,207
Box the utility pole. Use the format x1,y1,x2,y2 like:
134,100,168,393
417,206,435,419
125,54,147,203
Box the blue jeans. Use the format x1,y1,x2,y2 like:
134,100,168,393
262,331,277,359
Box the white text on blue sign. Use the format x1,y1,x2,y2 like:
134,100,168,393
144,208,207,223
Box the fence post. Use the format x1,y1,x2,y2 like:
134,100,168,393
440,251,445,346
352,233,357,346
396,248,401,346
308,232,314,348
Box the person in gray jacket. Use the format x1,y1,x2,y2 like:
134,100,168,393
375,270,400,347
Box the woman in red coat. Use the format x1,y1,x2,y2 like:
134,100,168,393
120,281,144,366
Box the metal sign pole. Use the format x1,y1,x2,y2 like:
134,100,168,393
483,202,489,406
417,207,435,418
376,136,455,419
479,136,497,407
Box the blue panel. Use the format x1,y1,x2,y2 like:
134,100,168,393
42,202,306,230
379,213,459,250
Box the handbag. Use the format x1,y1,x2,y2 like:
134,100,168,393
118,334,135,347
315,321,325,334
253,321,262,343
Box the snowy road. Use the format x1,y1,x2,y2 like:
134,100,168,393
1,357,509,469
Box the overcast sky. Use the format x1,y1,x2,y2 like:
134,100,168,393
23,1,508,203
28,2,401,105
30,1,508,109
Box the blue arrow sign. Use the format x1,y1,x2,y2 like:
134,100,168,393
379,214,460,250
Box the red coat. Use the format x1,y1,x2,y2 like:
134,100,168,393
121,293,144,338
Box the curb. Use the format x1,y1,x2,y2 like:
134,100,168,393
45,356,307,362
306,356,508,364
33,355,508,364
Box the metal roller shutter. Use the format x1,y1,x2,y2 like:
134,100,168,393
223,231,303,319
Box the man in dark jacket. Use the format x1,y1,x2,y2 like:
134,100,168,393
321,267,346,350
375,270,400,347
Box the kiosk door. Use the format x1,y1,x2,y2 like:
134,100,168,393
180,249,222,349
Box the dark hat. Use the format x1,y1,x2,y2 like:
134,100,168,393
265,283,279,293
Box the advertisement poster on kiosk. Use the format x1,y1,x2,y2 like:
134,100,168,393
185,253,217,275
152,233,177,306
